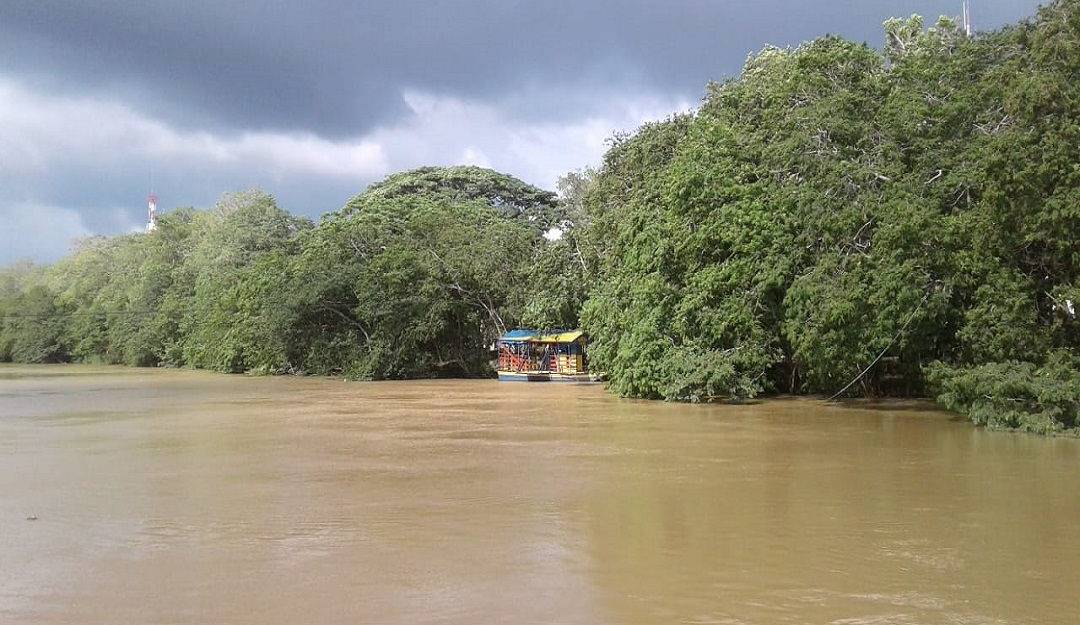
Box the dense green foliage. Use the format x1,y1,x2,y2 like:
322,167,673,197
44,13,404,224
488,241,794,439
1,169,579,379
576,0,1079,433
0,265,68,363
2,4,1078,434
927,353,1079,435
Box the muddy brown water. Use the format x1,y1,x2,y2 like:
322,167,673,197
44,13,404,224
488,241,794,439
1,364,1077,625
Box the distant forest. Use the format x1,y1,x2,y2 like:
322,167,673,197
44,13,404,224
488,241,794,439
2,1,1077,434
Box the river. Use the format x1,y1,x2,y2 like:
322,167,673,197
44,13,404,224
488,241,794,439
1,364,1077,624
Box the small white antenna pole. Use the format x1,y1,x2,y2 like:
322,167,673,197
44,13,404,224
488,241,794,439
147,193,158,232
962,1,973,37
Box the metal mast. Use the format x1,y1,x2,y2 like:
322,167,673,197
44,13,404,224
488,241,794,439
146,193,158,232
962,0,973,37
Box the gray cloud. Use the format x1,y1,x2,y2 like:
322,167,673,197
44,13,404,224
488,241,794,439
0,77,688,260
0,1,1043,135
0,1,1046,263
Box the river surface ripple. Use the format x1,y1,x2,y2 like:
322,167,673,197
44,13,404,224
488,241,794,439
1,364,1077,625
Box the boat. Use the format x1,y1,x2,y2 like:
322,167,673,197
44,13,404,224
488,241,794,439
496,329,601,383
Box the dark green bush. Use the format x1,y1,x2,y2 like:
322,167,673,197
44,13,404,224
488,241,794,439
927,353,1080,434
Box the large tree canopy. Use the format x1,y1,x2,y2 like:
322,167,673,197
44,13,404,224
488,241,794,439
338,166,563,232
282,166,579,378
576,1,1078,431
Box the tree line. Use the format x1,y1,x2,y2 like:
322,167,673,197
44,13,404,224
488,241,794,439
2,1,1077,433
1,168,583,379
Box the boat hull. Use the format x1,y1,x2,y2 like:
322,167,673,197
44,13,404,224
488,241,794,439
497,371,601,383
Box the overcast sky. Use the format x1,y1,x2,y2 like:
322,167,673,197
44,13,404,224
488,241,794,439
0,0,1044,263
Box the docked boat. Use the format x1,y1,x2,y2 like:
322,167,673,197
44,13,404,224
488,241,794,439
496,329,600,383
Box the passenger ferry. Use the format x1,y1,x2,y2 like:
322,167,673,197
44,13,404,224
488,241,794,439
496,329,600,383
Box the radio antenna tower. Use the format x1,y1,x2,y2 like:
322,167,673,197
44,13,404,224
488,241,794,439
146,193,159,232
962,0,974,37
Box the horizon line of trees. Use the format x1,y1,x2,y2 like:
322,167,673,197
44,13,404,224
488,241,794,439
2,1,1078,434
1,167,585,380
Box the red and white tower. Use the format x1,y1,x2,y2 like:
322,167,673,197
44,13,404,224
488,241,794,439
146,193,159,232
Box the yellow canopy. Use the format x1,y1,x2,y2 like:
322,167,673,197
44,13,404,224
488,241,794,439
534,330,584,343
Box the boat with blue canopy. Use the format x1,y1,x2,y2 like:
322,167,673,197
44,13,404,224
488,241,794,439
496,329,599,382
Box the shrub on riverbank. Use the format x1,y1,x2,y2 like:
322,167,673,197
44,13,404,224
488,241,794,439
928,353,1080,435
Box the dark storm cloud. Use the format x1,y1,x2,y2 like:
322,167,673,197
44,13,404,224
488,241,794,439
0,1,1047,263
0,1,1043,137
